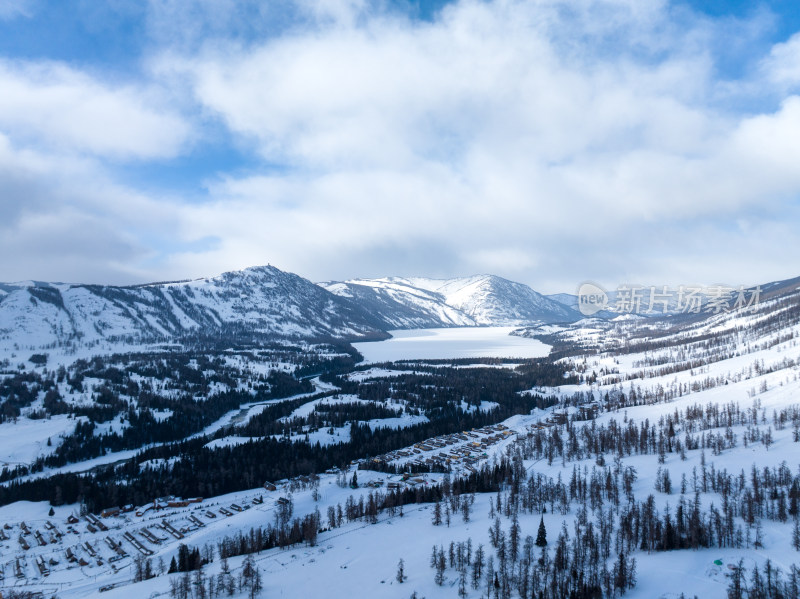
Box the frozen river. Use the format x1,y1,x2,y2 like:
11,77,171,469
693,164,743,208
352,326,551,362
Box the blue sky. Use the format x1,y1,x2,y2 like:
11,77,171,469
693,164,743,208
2,0,800,293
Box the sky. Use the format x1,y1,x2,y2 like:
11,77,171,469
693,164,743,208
2,0,800,294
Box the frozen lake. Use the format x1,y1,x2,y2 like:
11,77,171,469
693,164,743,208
353,327,551,362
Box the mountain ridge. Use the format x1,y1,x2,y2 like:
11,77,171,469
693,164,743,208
322,274,582,328
11,264,790,357
0,265,388,353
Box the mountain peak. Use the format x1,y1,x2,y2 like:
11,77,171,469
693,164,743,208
0,264,387,354
323,274,581,328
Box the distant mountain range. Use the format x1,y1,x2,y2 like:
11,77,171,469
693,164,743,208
0,266,386,353
322,275,581,328
3,264,793,354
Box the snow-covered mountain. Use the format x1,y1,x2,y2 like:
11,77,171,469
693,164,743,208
0,265,387,353
0,266,586,356
4,271,800,599
520,274,800,359
322,275,581,328
320,279,476,329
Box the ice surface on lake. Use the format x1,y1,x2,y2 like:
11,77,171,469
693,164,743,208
353,326,551,362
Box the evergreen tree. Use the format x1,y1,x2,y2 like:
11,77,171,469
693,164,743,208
472,544,484,590
461,494,473,523
240,555,255,592
396,558,406,583
788,565,800,599
432,500,442,526
435,547,446,586
535,516,547,547
727,560,744,599
510,516,520,563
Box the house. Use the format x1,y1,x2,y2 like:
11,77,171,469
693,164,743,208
100,507,120,518
263,481,277,491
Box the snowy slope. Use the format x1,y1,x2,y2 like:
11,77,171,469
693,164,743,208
4,274,800,598
411,275,581,324
321,278,475,328
0,266,387,354
518,274,800,361
12,365,800,599
323,275,581,328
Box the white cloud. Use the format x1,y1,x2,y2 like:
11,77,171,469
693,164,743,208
0,55,196,283
762,32,800,88
0,60,190,160
137,0,800,291
3,0,800,292
0,132,185,284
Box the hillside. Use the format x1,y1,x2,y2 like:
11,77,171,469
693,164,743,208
323,275,581,329
0,266,387,355
0,271,799,598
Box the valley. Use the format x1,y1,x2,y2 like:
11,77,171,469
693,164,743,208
5,1,799,597
0,266,798,598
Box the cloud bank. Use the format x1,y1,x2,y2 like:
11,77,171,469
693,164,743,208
2,0,800,292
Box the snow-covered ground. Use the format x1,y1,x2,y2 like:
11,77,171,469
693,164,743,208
2,369,800,598
5,294,800,598
346,368,416,382
188,385,325,440
353,327,551,362
0,415,79,467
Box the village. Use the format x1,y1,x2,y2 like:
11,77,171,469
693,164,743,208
0,409,554,596
364,407,575,476
0,491,269,593
367,423,515,474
